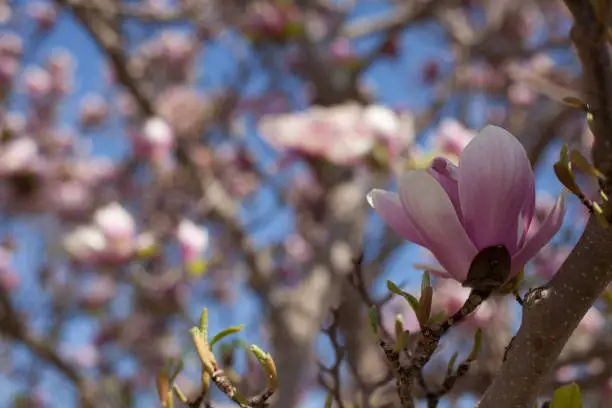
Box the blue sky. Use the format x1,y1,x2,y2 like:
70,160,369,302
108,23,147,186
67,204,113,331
0,2,581,407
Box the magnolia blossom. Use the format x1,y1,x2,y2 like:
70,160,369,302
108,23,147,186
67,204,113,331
433,118,475,158
79,93,108,128
258,103,414,165
560,307,605,359
0,138,39,175
0,34,21,85
132,117,175,161
22,66,53,101
27,2,57,32
64,202,139,264
0,246,18,291
368,125,566,283
156,87,211,139
176,219,209,264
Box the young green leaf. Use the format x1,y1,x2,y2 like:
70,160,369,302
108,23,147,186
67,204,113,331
324,391,333,408
562,96,586,109
417,286,433,328
447,352,459,376
570,150,603,179
169,360,184,383
209,325,245,348
393,330,410,352
199,308,209,341
387,280,420,314
551,383,582,408
468,329,483,361
421,271,431,292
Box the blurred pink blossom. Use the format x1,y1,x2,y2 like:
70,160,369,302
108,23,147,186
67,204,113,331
46,49,74,96
62,344,100,368
28,2,57,32
132,117,175,161
22,66,53,101
49,180,92,216
159,31,195,67
0,246,18,291
0,33,21,86
554,364,578,383
79,93,108,128
69,158,118,186
94,202,135,242
258,103,414,165
329,37,355,65
560,307,605,358
176,219,209,264
80,275,116,310
156,87,211,138
0,138,39,176
4,112,26,135
283,233,313,263
241,2,300,42
508,82,536,106
64,202,140,264
433,118,475,158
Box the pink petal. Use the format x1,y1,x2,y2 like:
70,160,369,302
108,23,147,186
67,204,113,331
512,192,566,276
517,183,536,248
413,263,454,279
428,157,461,218
398,171,477,281
367,190,426,247
458,125,535,253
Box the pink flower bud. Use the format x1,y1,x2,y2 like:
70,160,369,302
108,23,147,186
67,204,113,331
433,118,475,157
133,117,175,160
329,37,353,63
0,138,38,175
284,234,313,263
46,49,74,95
62,344,99,368
508,82,536,107
156,87,211,139
50,181,91,217
63,226,107,263
0,247,18,291
23,66,53,100
80,275,116,310
159,31,194,66
28,2,57,32
93,202,135,242
555,365,578,383
176,219,209,263
79,93,108,128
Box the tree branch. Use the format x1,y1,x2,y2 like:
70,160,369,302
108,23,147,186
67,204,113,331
478,218,612,407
